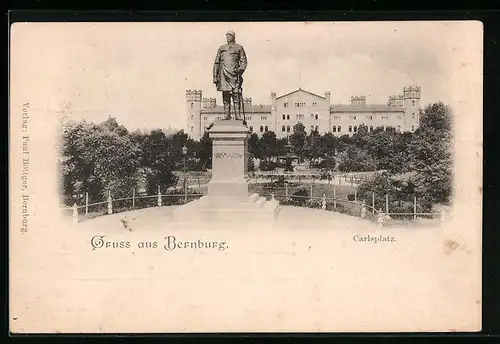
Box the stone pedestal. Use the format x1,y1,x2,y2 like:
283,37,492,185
173,120,279,225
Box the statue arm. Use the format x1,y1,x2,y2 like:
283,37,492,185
238,46,247,74
213,47,221,83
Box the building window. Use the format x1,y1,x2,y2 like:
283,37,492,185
412,113,416,119
349,126,352,132
282,114,286,120
382,115,388,120
203,116,208,120
312,102,317,107
285,103,288,108
310,125,314,131
190,115,194,120
333,126,337,132
260,126,263,132
397,125,401,132
286,125,290,133
412,100,416,106
191,103,194,108
287,114,290,120
190,126,193,132
315,125,319,131
412,125,415,131
311,114,314,119
315,114,318,120
367,115,373,120
353,126,357,133
397,115,402,120
282,125,285,132
334,115,340,119
250,126,253,132
204,126,207,131
247,116,252,120
350,115,357,120
369,126,373,132
261,116,268,120
265,126,268,132
338,126,341,132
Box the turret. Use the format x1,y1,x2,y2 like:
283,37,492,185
186,89,202,140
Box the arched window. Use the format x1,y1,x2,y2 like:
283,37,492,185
282,114,286,120
315,125,319,131
338,126,341,132
287,114,290,120
250,126,253,132
349,126,352,132
332,126,337,132
191,103,194,108
190,115,194,120
315,114,318,120
190,126,193,132
397,125,401,132
310,125,314,131
286,125,290,133
353,126,357,133
265,126,268,132
369,126,373,132
412,125,415,131
282,125,285,132
260,126,264,132
412,100,416,106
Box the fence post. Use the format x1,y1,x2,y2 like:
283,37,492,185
385,194,389,215
132,188,135,208
361,200,366,219
377,208,384,228
85,192,89,216
372,192,375,216
322,193,326,210
333,186,337,209
107,191,113,215
414,196,417,221
72,203,78,225
157,185,162,207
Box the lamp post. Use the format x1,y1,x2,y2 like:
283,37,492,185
182,145,188,202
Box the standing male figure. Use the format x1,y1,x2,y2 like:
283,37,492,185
213,30,248,120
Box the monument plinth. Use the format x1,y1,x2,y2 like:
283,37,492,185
172,120,279,225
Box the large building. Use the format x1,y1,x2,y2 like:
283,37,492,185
186,86,421,140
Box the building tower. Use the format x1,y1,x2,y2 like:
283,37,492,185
403,85,421,132
186,89,202,140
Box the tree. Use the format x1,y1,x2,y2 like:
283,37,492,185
408,102,453,208
248,133,261,159
304,129,322,163
258,131,279,161
60,119,141,203
289,122,307,163
140,129,179,194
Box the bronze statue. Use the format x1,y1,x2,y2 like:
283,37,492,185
213,30,248,120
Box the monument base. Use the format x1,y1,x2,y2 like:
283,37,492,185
172,193,280,225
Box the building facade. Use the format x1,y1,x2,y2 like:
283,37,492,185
186,86,421,140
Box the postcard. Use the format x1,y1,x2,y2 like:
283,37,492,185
9,20,483,333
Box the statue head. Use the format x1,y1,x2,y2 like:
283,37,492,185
225,30,236,43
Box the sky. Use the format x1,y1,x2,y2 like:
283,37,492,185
19,21,475,131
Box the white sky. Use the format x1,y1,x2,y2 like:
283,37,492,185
14,21,473,131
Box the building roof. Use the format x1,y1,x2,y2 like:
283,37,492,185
201,104,271,114
277,88,325,100
330,104,405,113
